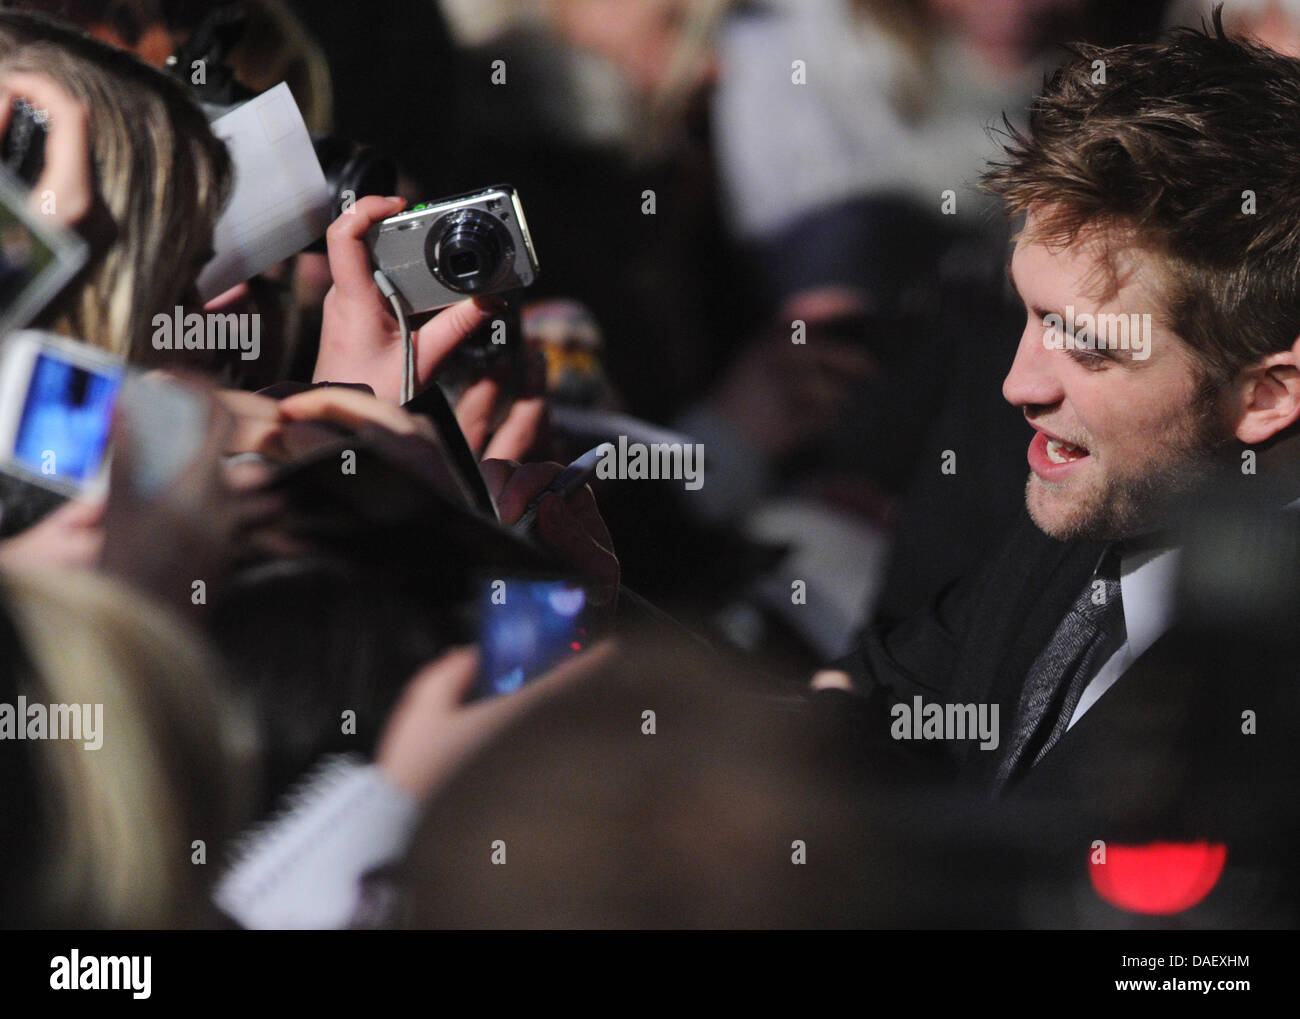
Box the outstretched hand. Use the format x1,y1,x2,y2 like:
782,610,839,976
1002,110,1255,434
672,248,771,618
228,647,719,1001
376,641,618,802
99,383,289,611
480,458,619,611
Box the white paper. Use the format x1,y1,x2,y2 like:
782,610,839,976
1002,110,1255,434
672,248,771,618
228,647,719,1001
196,83,331,301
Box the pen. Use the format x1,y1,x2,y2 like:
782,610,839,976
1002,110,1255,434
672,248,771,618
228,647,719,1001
512,442,614,533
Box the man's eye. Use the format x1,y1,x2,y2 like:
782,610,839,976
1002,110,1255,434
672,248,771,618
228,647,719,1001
1067,348,1109,370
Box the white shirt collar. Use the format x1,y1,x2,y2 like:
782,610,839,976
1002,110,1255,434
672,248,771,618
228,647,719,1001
1069,499,1300,729
1118,543,1181,660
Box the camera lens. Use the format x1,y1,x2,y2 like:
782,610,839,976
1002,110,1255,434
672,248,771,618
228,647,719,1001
426,210,514,294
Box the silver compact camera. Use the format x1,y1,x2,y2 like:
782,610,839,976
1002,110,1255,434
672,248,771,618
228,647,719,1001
366,184,539,314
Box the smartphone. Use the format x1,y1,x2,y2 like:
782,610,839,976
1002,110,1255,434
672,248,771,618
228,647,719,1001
476,576,590,698
0,330,123,494
0,330,209,498
0,161,87,336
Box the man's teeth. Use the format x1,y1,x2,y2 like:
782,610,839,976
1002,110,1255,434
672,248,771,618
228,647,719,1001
1045,437,1088,464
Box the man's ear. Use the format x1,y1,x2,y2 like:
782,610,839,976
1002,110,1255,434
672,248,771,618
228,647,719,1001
1232,336,1300,444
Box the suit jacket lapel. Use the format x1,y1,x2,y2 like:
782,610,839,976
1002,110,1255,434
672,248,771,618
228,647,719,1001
949,514,1105,780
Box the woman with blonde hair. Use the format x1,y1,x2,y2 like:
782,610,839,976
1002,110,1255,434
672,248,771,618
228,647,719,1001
0,566,253,928
0,10,232,367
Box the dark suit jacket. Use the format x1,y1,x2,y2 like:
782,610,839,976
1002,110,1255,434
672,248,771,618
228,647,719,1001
835,508,1106,790
830,439,1300,925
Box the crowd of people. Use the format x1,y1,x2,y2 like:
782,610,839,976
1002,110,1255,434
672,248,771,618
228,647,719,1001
0,0,1298,930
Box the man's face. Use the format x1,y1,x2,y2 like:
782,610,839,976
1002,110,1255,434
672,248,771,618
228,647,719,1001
1002,211,1231,541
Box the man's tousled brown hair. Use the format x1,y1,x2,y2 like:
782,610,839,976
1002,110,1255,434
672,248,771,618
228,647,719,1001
984,6,1300,386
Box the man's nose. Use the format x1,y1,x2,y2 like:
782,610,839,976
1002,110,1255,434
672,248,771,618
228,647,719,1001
1002,318,1064,409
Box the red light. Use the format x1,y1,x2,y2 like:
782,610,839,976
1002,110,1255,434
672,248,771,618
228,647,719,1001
1089,841,1227,915
570,641,583,651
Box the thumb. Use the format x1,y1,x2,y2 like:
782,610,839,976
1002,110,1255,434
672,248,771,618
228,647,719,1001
409,645,482,710
414,297,502,386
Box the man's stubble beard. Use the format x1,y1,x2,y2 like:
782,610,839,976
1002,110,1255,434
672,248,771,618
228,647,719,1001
1027,377,1234,543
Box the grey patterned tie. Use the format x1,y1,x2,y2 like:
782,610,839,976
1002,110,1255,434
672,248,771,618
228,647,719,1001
991,546,1125,795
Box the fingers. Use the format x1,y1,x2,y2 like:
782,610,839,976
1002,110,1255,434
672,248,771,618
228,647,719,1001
0,494,107,573
414,297,501,384
455,369,548,461
490,461,564,523
480,458,617,598
376,641,615,802
217,388,282,456
482,395,547,462
452,376,499,455
1,71,86,128
51,493,107,529
58,521,105,568
373,646,481,797
810,669,854,692
0,71,93,228
472,638,619,722
216,388,281,422
482,457,614,556
219,388,346,462
544,468,603,525
407,645,482,710
478,457,519,503
278,386,434,439
203,281,251,313
324,194,405,298
222,455,274,492
539,474,612,552
496,453,610,546
0,510,104,571
537,492,618,589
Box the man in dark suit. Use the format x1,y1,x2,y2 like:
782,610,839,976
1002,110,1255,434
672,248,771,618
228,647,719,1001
811,13,1300,922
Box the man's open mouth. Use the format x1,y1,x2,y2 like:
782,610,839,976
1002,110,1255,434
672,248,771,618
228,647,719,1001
1028,430,1092,478
1044,437,1090,463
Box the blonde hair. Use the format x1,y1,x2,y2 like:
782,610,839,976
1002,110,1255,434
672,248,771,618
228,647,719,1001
0,12,232,364
1,567,253,928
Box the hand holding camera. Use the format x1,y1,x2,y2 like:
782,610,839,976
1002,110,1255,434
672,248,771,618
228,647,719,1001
314,187,539,406
375,640,616,803
0,70,93,231
365,185,537,315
